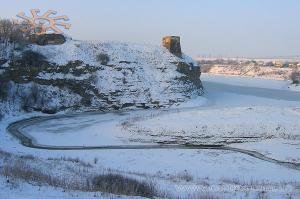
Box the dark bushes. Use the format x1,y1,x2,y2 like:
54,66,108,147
0,160,88,191
92,174,156,198
1,161,157,198
5,50,49,82
290,69,300,84
96,53,110,65
20,50,46,67
0,81,8,100
1,161,59,187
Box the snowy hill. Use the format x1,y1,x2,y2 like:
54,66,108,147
0,37,203,119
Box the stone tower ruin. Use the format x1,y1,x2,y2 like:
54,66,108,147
162,36,182,57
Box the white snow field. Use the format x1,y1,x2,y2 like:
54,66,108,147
1,74,300,198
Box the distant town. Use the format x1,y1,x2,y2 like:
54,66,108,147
197,56,300,68
196,56,300,81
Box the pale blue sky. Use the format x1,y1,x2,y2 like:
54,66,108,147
1,0,300,58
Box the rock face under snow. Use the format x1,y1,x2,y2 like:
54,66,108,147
162,36,182,57
0,37,203,118
28,34,66,46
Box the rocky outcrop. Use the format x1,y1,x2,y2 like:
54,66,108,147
28,34,66,46
162,36,202,88
174,62,202,88
162,36,182,57
0,40,203,118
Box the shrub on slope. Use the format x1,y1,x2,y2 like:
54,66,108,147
290,69,300,84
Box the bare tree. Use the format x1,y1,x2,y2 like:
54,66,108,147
0,19,13,44
0,18,25,58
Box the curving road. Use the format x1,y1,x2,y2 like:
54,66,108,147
6,78,300,171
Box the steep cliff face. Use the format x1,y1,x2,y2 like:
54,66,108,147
0,37,203,119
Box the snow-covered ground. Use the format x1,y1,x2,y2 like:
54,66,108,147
0,177,138,199
1,74,300,198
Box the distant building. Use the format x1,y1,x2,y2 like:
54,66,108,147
273,60,284,67
162,36,182,57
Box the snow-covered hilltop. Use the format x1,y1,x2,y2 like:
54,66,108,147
0,37,203,119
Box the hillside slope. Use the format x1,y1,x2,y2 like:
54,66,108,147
0,37,203,119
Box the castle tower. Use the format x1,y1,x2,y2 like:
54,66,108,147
162,36,182,57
